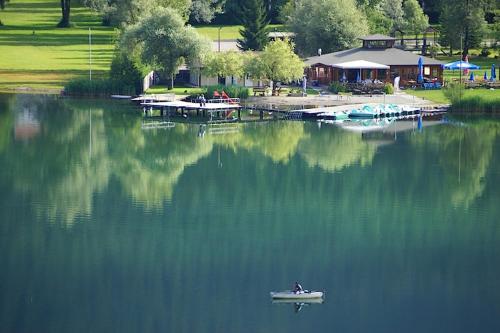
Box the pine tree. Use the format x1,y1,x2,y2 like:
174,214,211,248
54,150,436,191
235,0,270,51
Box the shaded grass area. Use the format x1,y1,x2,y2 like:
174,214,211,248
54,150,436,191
0,0,117,92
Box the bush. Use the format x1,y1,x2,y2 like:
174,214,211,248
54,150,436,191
328,82,347,93
205,84,250,99
65,52,149,96
443,82,464,103
383,83,394,94
110,53,149,95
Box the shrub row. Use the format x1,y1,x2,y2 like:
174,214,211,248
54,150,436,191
328,82,394,94
64,78,137,96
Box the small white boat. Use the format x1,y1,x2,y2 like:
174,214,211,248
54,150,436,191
270,291,324,300
272,297,324,304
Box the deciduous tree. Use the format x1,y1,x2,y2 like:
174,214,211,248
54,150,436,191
287,0,368,56
381,0,404,35
202,51,245,81
403,0,429,46
246,39,305,95
190,0,226,23
120,8,210,89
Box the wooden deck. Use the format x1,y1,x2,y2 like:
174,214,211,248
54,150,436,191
142,101,243,111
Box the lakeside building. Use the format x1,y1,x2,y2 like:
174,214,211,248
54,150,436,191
305,34,444,87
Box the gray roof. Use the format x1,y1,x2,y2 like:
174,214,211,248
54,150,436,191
360,34,396,41
305,47,444,67
268,32,295,38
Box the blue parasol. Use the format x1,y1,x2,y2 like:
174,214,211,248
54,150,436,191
417,57,424,83
341,71,346,82
443,60,480,70
484,71,488,81
491,64,496,81
469,72,475,81
356,70,360,83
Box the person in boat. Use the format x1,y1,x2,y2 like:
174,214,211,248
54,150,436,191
293,282,304,294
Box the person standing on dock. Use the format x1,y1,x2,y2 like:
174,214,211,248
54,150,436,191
201,94,206,106
198,94,203,107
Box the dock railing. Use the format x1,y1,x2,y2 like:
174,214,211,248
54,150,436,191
207,98,241,104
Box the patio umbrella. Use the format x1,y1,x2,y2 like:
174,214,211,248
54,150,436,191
341,71,346,82
469,72,475,81
484,71,488,80
491,64,496,81
417,57,424,83
443,60,480,70
356,70,360,83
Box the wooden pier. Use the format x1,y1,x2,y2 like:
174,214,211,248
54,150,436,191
142,100,244,120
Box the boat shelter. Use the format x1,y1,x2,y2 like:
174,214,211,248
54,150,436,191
305,34,444,87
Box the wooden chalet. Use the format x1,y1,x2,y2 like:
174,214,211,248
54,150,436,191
305,34,444,87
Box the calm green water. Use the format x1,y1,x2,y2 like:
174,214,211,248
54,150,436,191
1,94,500,333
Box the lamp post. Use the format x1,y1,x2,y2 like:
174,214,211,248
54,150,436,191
89,28,92,81
218,27,222,52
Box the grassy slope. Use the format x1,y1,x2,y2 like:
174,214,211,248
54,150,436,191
0,0,116,91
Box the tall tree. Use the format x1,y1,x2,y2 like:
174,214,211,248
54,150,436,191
403,0,429,39
190,0,226,23
235,0,270,51
202,51,246,81
439,0,486,58
288,0,368,56
357,0,392,34
382,0,404,35
120,7,210,89
245,39,305,95
0,0,9,26
57,0,71,27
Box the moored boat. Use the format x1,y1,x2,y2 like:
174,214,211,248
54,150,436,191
270,291,324,300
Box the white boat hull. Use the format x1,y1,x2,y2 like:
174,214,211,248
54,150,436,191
270,291,324,300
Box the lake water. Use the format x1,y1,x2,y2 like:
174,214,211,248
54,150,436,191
1,94,500,333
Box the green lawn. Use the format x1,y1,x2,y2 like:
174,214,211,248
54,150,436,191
406,89,500,104
404,55,499,104
436,56,500,82
194,24,284,40
0,0,116,92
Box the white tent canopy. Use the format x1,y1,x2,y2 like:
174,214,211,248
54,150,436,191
332,60,389,69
